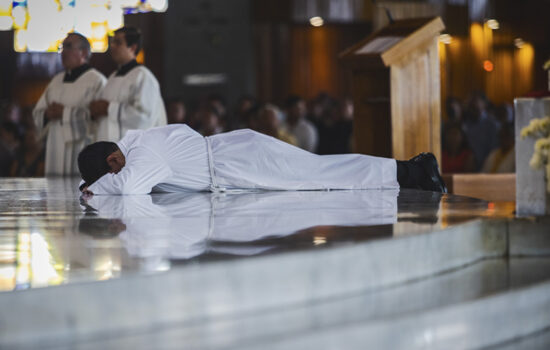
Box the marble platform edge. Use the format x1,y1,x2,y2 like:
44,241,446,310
250,275,550,350
21,257,550,350
0,219,504,346
509,216,550,256
482,326,550,350
0,218,548,347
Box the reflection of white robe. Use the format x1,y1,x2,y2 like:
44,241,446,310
87,124,398,194
83,190,398,260
33,69,106,175
94,65,166,142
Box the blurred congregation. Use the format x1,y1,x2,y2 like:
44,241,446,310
0,88,516,178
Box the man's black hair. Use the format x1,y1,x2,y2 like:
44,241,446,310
115,27,142,55
285,95,304,109
78,141,119,189
68,32,92,59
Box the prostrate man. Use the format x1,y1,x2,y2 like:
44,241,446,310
33,33,106,175
89,27,166,142
77,124,446,195
282,95,318,152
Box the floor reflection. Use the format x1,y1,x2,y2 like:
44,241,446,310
0,178,513,292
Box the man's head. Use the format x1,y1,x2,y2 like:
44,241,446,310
110,27,142,65
166,98,186,124
78,142,125,188
285,95,306,124
61,33,91,70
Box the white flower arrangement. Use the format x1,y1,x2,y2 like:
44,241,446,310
521,116,550,192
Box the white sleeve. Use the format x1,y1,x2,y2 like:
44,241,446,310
106,70,162,131
32,81,53,134
87,146,173,195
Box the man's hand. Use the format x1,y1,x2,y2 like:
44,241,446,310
81,186,94,200
45,102,64,120
89,100,110,120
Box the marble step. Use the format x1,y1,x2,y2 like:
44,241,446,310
9,257,550,350
0,217,549,349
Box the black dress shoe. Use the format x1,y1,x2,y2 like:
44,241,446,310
409,152,448,193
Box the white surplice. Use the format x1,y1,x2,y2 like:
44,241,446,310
33,68,106,175
87,124,398,195
94,64,167,142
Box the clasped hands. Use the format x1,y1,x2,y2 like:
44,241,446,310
44,102,64,120
45,100,109,121
89,100,109,120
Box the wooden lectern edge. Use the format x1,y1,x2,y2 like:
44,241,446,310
381,17,445,66
339,17,444,62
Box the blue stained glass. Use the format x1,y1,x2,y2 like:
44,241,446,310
12,1,28,8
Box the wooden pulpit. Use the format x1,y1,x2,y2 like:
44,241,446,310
340,17,445,161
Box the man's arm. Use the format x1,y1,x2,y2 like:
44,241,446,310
33,81,55,133
87,146,172,195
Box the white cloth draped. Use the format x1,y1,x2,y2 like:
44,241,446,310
87,124,398,195
94,66,167,142
33,69,106,175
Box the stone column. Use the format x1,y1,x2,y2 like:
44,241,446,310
514,97,550,216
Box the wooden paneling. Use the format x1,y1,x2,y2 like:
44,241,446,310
351,70,391,157
390,37,441,161
443,173,516,202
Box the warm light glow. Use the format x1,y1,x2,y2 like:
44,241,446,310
309,16,324,27
486,19,499,30
514,38,525,49
30,233,61,287
14,29,27,51
483,59,494,72
439,34,452,45
470,23,485,60
313,236,327,245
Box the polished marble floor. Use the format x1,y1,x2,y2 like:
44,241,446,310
0,177,515,292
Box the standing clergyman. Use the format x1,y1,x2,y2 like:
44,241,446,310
33,33,106,175
89,26,166,142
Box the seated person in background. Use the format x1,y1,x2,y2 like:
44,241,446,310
165,98,186,124
482,123,515,173
441,122,476,173
77,124,446,195
10,126,45,177
0,121,20,177
256,104,297,146
282,95,318,153
462,92,498,171
197,106,223,136
232,95,257,130
316,98,353,155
